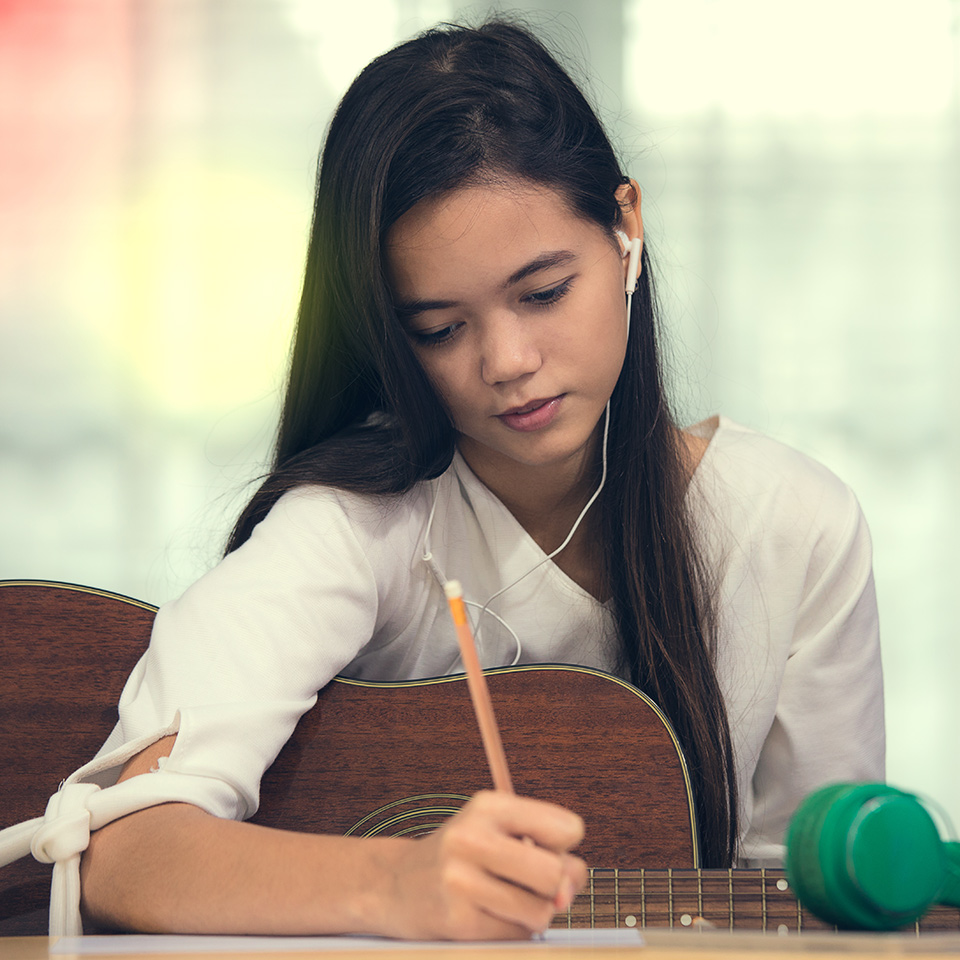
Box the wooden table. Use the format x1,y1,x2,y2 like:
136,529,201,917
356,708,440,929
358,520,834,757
5,931,960,960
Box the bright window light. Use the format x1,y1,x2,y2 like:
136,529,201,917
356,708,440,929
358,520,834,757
626,0,957,117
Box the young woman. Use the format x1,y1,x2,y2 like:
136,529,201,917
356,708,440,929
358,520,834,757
11,19,883,940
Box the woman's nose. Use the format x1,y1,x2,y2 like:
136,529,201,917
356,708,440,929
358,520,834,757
479,315,542,385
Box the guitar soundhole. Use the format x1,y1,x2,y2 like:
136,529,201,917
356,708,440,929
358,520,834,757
343,793,471,839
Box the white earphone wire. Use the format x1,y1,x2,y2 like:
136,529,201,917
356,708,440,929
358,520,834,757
472,399,610,665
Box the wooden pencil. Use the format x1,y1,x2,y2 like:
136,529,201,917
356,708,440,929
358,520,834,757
443,579,514,793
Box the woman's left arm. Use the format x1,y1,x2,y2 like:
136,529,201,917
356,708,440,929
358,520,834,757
739,485,884,865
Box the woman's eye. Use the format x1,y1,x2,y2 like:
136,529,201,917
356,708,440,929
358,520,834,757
524,278,573,307
411,322,461,346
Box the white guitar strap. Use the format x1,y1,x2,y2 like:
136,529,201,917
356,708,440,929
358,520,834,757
0,716,230,936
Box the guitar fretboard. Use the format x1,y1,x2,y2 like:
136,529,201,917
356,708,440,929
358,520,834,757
553,868,960,934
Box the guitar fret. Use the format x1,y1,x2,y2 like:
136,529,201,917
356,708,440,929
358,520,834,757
640,868,646,928
614,867,620,928
668,867,674,928
761,866,767,932
590,868,595,927
728,867,734,931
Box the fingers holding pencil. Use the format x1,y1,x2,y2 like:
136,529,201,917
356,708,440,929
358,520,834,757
395,790,587,939
444,792,586,914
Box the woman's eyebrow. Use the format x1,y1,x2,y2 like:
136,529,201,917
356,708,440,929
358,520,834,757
504,249,577,287
395,296,457,319
394,250,578,318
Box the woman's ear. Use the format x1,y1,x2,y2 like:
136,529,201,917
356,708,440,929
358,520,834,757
614,179,644,289
615,179,644,257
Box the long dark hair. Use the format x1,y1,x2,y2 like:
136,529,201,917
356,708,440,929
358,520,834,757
227,20,738,866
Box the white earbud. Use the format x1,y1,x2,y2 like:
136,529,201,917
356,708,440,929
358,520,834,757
616,230,642,293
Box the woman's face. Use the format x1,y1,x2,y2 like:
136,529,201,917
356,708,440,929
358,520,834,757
386,178,642,489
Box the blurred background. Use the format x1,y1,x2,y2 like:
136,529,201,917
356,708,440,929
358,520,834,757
2,1,958,829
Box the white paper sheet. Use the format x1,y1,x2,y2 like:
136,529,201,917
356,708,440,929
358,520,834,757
51,929,643,953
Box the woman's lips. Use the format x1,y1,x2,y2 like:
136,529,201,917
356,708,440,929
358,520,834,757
496,395,564,432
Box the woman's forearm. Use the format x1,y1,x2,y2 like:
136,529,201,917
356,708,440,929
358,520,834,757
80,791,586,939
80,802,406,935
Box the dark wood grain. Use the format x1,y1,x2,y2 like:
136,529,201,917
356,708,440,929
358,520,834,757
251,667,697,870
0,581,155,935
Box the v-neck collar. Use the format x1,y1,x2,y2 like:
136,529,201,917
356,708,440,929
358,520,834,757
447,416,725,606
450,450,604,606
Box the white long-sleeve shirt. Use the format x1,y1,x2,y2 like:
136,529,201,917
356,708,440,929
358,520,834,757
90,415,883,864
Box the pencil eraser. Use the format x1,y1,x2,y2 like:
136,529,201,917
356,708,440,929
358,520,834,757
444,579,463,600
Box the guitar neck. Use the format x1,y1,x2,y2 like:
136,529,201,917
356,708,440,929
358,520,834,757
555,867,960,934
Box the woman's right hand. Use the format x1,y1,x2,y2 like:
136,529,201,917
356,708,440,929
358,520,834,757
373,790,587,940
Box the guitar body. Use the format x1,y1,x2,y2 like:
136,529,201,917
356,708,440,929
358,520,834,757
0,581,694,933
251,667,699,870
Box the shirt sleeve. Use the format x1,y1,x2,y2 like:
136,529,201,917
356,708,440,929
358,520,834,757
91,486,381,821
737,480,885,866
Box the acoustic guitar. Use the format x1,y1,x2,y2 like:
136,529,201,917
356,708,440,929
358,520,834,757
1,580,957,936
